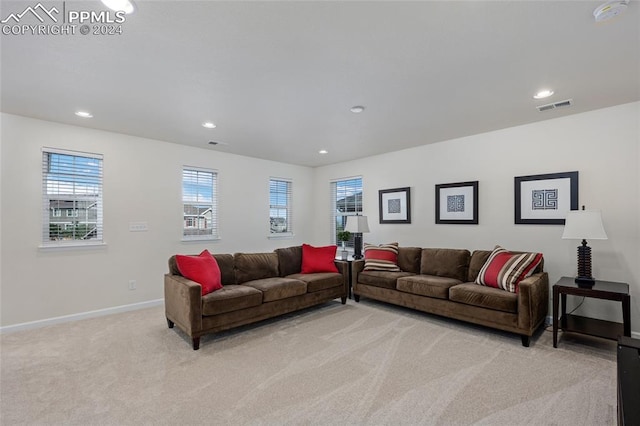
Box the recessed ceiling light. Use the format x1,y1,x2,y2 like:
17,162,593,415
533,90,554,99
350,106,365,113
202,122,216,129
319,150,328,154
75,111,93,118
101,0,136,14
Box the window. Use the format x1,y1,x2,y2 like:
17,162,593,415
269,178,292,236
182,167,218,240
330,177,363,247
42,148,103,246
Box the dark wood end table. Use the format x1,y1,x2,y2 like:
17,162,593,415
335,257,354,299
553,276,631,348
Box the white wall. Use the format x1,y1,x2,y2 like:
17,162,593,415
2,103,639,332
313,102,640,333
0,114,315,326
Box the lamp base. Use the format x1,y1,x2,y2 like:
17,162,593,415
575,276,595,288
352,233,363,259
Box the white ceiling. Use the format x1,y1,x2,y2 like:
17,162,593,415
1,1,639,167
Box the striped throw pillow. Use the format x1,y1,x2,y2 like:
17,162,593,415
475,246,543,293
364,243,401,272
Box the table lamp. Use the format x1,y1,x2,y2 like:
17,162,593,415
561,207,608,287
344,215,370,259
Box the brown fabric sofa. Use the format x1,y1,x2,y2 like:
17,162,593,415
353,247,548,346
165,246,348,350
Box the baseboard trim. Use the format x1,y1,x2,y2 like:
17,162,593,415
0,299,164,334
545,315,640,340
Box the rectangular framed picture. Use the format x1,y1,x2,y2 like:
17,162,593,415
435,181,478,224
379,187,411,224
514,171,578,225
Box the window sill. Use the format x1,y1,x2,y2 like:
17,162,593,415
181,237,221,243
268,233,294,239
38,242,107,251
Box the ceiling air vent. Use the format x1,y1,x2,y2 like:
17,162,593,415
537,99,573,112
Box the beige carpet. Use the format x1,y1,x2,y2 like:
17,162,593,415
1,300,617,425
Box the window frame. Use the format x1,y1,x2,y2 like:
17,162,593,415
41,147,104,248
181,166,219,242
331,176,363,249
268,177,293,238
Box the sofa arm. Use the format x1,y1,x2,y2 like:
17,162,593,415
164,274,203,336
352,259,365,292
333,260,350,296
517,272,549,332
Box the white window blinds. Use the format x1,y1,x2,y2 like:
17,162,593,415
182,167,218,240
330,177,363,247
269,178,292,235
42,148,103,246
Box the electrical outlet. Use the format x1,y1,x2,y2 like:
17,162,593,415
128,280,136,290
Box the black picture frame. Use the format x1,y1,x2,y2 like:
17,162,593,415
514,171,578,225
379,187,411,224
435,181,479,225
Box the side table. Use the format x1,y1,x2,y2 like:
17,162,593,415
335,258,354,299
553,276,631,348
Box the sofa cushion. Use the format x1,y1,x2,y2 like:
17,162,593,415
475,246,543,293
213,254,236,285
449,283,517,314
201,285,263,316
420,248,470,282
275,245,302,277
364,243,400,271
241,277,307,302
287,272,343,293
234,253,279,284
358,270,415,289
301,244,339,273
398,247,422,273
396,275,463,299
175,250,223,295
468,250,493,282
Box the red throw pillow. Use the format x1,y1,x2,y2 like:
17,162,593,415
175,249,222,295
301,244,339,274
475,246,543,293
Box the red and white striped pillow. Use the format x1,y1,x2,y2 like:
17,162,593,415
475,246,543,293
364,243,401,272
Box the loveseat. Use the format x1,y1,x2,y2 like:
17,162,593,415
165,246,348,350
352,247,548,346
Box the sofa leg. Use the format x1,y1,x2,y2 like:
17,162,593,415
341,296,347,304
354,294,360,302
167,318,174,329
192,337,200,350
521,335,530,347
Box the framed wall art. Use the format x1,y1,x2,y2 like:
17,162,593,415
514,171,578,225
379,187,411,224
435,181,478,224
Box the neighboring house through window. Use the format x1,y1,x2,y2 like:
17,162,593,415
182,167,218,240
331,177,363,247
42,148,103,246
269,178,292,236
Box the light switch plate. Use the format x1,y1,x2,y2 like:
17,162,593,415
129,222,148,232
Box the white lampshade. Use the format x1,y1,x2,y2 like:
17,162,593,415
345,215,370,233
561,210,608,240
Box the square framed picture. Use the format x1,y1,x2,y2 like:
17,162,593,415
435,181,478,224
379,187,411,224
514,171,578,225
